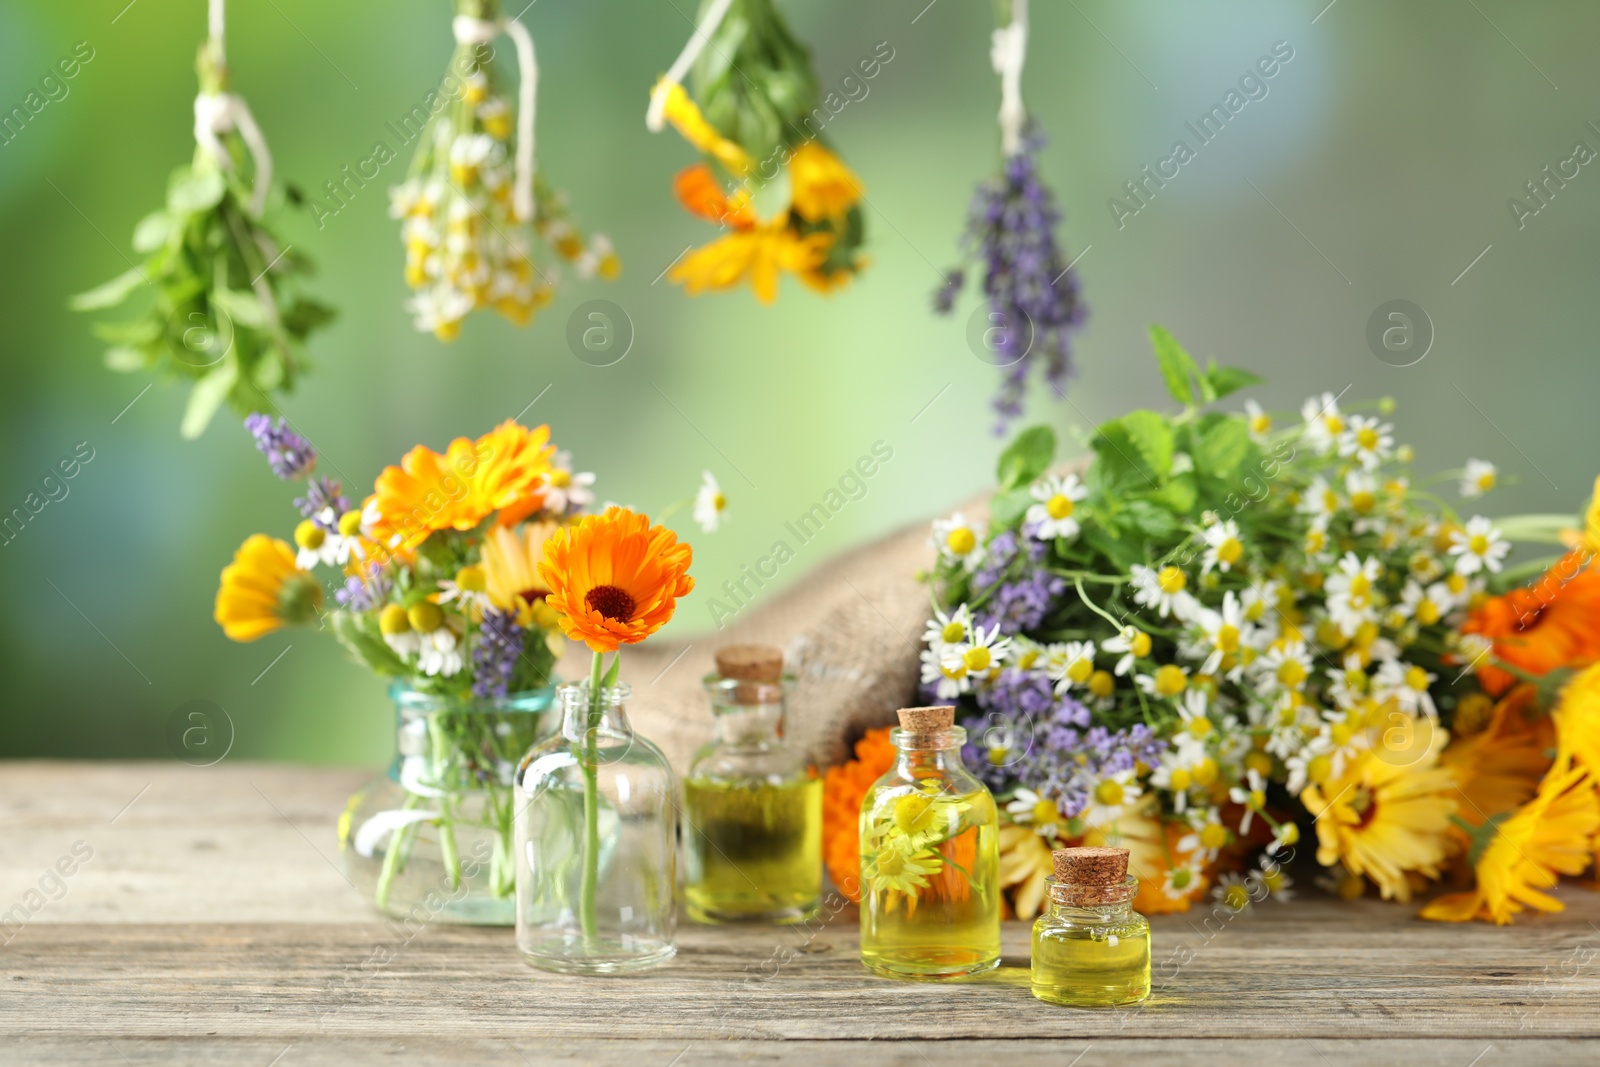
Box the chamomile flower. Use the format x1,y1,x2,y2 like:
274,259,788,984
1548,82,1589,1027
1137,663,1190,699
1460,458,1497,499
1103,625,1153,676
1397,579,1452,627
1174,688,1216,745
1256,640,1313,697
1265,821,1301,858
1213,870,1255,913
542,451,597,515
1130,563,1196,619
1324,552,1382,638
693,471,728,532
1337,415,1394,471
1162,854,1206,901
1047,640,1096,693
1344,469,1380,519
1200,518,1245,575
379,603,421,657
919,644,970,699
416,625,465,678
922,603,974,652
1005,788,1066,838
1194,592,1253,676
1178,807,1230,863
1448,516,1510,576
1244,399,1272,441
1025,472,1088,541
437,564,491,613
1254,858,1295,901
1372,659,1438,718
293,513,353,569
1300,391,1346,455
1081,769,1141,828
1150,734,1210,813
1229,768,1269,835
1240,576,1282,626
931,512,985,571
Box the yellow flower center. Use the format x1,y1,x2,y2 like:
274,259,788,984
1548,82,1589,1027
379,603,410,635
1187,716,1213,739
713,492,727,512
1131,631,1153,658
893,794,939,837
1329,723,1354,747
1199,823,1229,850
1307,754,1332,783
1446,573,1468,595
875,848,908,878
1223,884,1251,911
1215,624,1240,653
1250,414,1271,435
946,528,976,555
1193,758,1219,786
1356,427,1380,450
1067,657,1093,684
941,621,966,643
1246,751,1273,777
1158,566,1187,594
1404,666,1430,691
941,662,967,681
338,510,364,537
1088,670,1115,698
1170,866,1195,890
1351,492,1377,514
1046,494,1075,520
1278,824,1300,846
963,646,992,672
1248,789,1266,810
1324,414,1345,435
1277,659,1308,689
294,520,326,550
1169,767,1192,791
1477,472,1496,492
1094,779,1126,806
1031,799,1058,825
455,565,486,593
1154,665,1188,697
1216,538,1244,566
987,747,1008,766
549,469,572,489
1261,868,1285,893
1416,599,1440,626
407,601,444,634
1306,528,1327,553
1468,533,1491,555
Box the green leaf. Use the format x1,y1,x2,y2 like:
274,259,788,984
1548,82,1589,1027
1193,416,1253,481
1148,324,1199,407
103,347,149,372
180,360,238,439
167,166,226,215
1120,499,1182,542
1205,358,1265,401
92,317,162,346
997,424,1056,490
69,267,147,311
987,486,1035,531
1092,418,1158,490
1153,473,1198,515
283,297,337,338
1121,410,1175,481
212,286,269,329
131,210,177,254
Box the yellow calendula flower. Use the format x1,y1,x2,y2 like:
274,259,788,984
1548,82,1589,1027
668,225,834,305
787,141,863,222
1301,726,1457,902
482,521,561,632
998,820,1054,920
653,78,751,176
864,837,940,901
1420,763,1600,925
214,535,323,642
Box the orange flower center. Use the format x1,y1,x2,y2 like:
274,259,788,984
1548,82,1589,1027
584,584,636,622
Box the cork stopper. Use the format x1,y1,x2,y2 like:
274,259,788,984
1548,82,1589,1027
897,706,955,732
1050,847,1133,906
714,645,784,683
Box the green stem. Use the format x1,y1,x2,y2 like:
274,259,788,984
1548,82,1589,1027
578,649,605,945
427,714,462,890
374,792,422,910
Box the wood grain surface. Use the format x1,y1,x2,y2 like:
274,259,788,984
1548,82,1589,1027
3,762,1599,1066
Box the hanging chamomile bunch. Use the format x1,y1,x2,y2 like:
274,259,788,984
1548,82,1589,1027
391,0,617,341
71,0,334,439
933,0,1087,433
647,0,866,303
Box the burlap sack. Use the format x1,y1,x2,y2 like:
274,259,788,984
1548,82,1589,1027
555,492,989,773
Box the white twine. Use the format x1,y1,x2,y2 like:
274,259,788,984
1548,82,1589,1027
454,15,539,222
991,0,1029,156
193,0,273,218
646,0,736,132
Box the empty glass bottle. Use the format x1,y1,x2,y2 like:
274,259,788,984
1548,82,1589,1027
514,681,676,973
682,645,822,924
859,705,1000,980
1031,846,1151,1006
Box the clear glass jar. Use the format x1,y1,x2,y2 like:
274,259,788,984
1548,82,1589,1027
339,684,554,926
683,669,822,924
1032,872,1152,1007
858,708,1000,980
514,681,677,973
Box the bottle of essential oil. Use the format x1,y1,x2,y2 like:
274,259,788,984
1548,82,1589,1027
1032,846,1151,1006
682,645,822,924
859,705,1000,980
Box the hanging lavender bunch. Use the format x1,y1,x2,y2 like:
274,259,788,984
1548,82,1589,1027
933,1,1086,433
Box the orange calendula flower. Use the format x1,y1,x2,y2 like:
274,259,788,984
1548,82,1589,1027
537,506,694,653
787,141,863,222
1443,684,1554,835
672,164,756,230
366,421,555,553
1460,552,1600,696
214,535,323,642
822,727,896,903
1420,763,1600,925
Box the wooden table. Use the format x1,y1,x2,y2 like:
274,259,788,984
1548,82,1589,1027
4,762,1599,1066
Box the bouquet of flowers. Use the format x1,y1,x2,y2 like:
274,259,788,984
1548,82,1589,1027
900,325,1600,925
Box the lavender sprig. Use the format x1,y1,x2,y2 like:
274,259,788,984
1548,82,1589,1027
472,609,526,700
244,413,316,479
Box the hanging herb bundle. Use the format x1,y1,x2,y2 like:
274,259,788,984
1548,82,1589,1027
933,0,1086,433
71,0,334,440
647,0,867,303
390,0,616,341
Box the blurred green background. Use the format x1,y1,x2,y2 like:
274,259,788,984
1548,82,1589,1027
3,0,1595,764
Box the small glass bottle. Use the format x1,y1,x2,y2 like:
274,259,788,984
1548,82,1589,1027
1031,846,1151,1006
683,645,822,924
514,681,677,974
859,705,1000,980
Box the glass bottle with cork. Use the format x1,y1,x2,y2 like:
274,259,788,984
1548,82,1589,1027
1031,845,1152,1006
682,644,822,924
858,705,1000,980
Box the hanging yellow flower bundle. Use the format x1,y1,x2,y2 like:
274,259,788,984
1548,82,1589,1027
71,0,334,439
647,0,867,303
391,0,617,341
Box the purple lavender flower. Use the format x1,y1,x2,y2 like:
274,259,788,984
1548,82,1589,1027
971,531,1062,635
472,608,525,700
932,122,1087,433
244,413,316,479
335,565,391,612
295,474,350,528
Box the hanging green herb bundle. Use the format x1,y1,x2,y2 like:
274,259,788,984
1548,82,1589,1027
71,0,333,439
647,0,868,303
932,0,1086,433
389,0,616,341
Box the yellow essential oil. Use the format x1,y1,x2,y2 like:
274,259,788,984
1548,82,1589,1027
858,706,1001,981
682,645,822,924
682,773,822,923
1031,846,1151,1007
